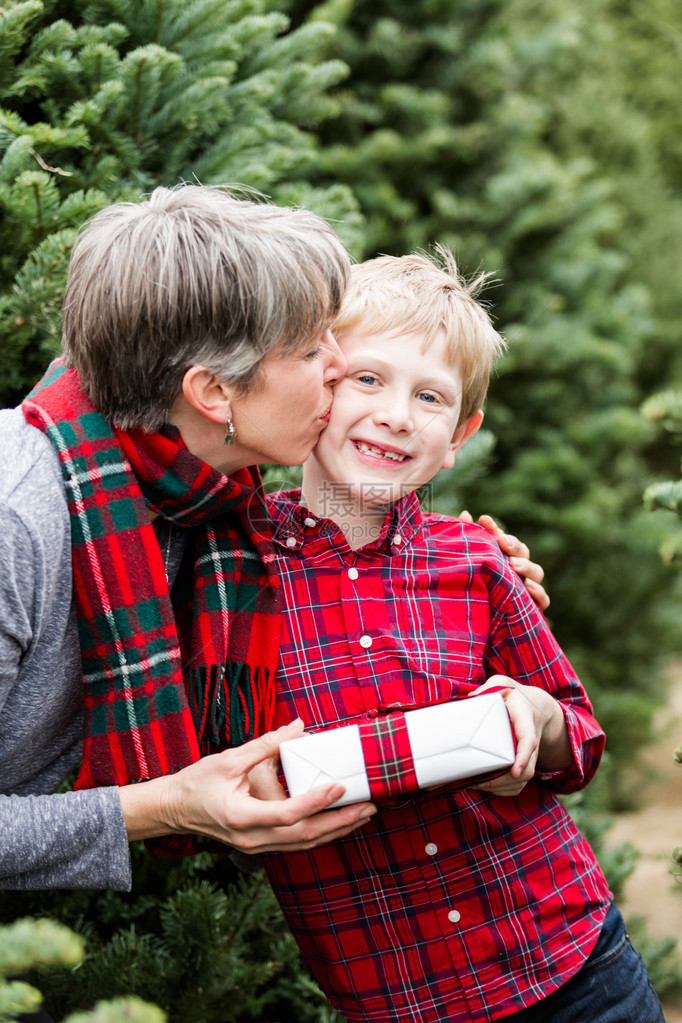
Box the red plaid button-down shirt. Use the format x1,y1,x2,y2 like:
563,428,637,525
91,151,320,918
263,490,611,1023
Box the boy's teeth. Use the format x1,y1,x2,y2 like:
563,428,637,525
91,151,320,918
356,441,406,462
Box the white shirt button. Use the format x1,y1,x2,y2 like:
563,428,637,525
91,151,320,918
359,634,373,649
448,910,461,924
286,536,296,548
392,533,402,546
303,517,317,528
348,567,359,580
425,843,438,856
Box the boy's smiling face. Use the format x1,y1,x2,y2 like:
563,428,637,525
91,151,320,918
302,324,483,512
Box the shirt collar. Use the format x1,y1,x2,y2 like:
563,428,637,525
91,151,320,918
267,488,424,556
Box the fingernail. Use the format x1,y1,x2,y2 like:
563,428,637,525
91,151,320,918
280,718,303,731
359,805,377,819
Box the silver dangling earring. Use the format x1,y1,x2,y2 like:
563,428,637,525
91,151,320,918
224,415,238,446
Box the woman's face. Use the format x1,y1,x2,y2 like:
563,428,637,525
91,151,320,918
228,329,347,468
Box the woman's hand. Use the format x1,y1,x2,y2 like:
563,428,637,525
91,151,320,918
469,676,572,797
459,511,549,611
119,719,376,853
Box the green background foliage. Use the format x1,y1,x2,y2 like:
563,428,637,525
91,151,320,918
1,0,682,1017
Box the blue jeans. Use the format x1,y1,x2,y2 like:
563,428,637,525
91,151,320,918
503,902,665,1023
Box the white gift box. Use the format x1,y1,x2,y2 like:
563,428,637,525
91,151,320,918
279,691,515,807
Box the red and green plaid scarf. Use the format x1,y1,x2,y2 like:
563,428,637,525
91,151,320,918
23,359,281,796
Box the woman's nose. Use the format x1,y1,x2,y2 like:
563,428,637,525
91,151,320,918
322,330,347,385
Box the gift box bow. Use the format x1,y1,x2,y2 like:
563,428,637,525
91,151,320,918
279,691,515,807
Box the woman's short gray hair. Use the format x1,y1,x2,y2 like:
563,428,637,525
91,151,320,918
62,184,350,430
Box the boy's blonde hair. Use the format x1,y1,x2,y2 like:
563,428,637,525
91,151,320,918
333,248,506,424
62,184,350,431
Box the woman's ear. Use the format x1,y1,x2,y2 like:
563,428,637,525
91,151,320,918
441,410,484,470
181,366,232,425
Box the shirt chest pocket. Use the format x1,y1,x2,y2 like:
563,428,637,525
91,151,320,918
380,575,491,696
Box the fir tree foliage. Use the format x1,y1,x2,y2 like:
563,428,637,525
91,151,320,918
0,852,343,1023
642,389,682,874
643,390,682,567
0,0,362,408
0,917,164,1022
0,915,84,1020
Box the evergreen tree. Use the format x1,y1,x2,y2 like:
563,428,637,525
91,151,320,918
643,389,682,879
0,917,164,1022
0,0,364,408
0,850,344,1022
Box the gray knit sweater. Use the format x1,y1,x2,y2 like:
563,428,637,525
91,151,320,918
0,408,131,889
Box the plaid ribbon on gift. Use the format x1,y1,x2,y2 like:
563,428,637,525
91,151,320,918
354,689,516,804
22,361,281,818
358,713,419,802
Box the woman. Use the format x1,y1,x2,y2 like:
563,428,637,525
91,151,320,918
0,184,377,891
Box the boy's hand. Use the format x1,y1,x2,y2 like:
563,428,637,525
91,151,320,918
459,511,549,610
469,676,572,797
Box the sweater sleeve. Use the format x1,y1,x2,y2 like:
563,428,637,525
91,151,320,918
0,789,132,890
0,411,132,890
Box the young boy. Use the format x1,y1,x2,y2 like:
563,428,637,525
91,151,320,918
260,253,663,1022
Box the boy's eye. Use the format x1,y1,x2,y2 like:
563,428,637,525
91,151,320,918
357,374,379,385
418,392,438,404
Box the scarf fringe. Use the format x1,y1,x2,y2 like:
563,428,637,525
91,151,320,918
188,662,274,750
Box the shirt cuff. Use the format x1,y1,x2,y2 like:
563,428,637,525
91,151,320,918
535,704,605,793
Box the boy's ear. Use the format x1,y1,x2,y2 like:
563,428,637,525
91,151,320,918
181,365,232,425
441,410,484,470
